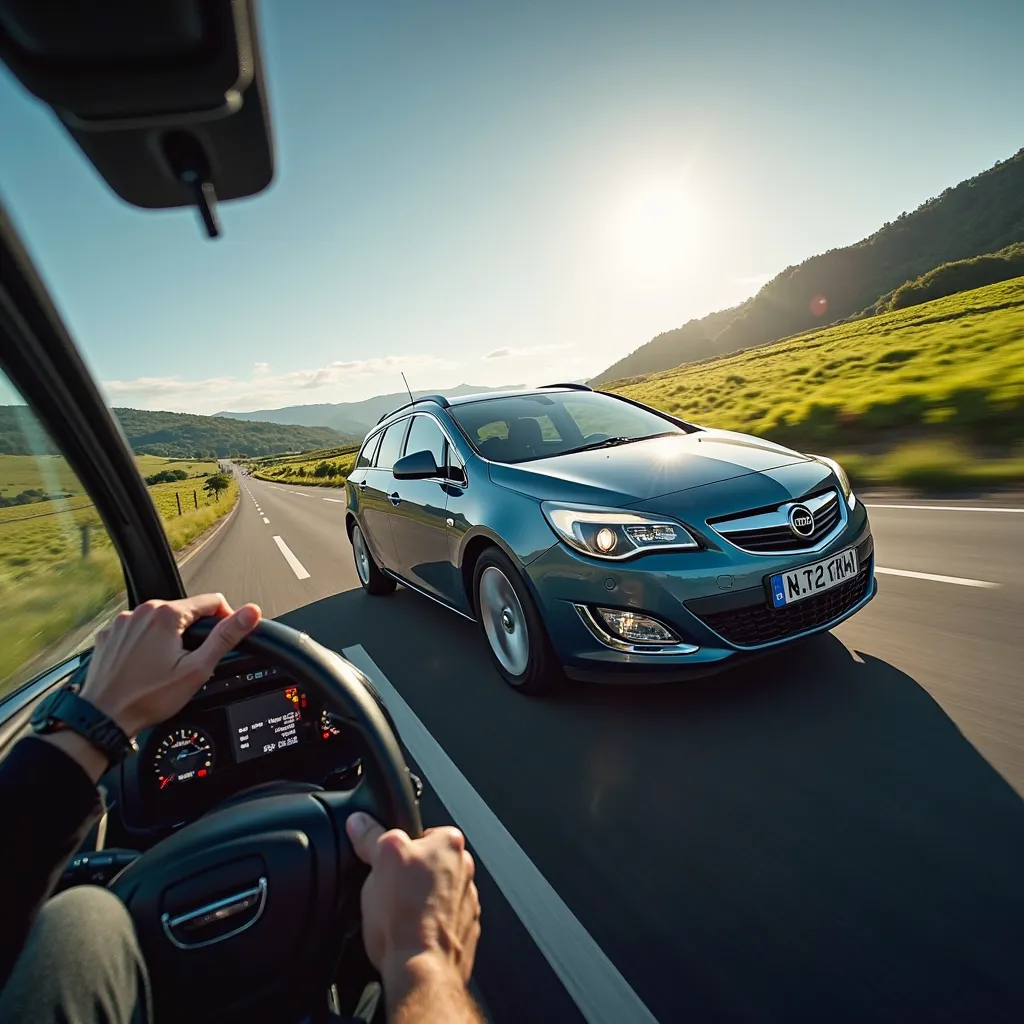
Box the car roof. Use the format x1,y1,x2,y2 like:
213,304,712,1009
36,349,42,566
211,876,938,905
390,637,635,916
373,386,592,429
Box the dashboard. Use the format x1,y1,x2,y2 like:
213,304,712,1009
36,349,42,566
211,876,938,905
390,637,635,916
118,654,364,836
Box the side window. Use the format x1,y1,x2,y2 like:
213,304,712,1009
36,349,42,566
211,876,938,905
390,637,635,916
356,433,380,469
373,420,409,471
0,372,127,697
403,416,446,471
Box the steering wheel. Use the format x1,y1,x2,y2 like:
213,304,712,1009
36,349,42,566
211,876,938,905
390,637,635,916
111,618,422,1024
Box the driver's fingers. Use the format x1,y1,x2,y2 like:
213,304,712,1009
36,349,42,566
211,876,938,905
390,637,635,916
178,603,261,682
169,592,235,628
345,812,389,864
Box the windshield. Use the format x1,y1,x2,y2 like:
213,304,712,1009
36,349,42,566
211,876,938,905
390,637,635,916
449,391,684,463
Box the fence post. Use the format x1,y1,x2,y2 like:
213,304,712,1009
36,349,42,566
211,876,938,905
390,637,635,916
176,492,182,516
194,490,198,509
80,523,91,559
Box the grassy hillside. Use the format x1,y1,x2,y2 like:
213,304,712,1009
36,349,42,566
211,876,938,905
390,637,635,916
0,455,238,694
595,148,1024,383
0,406,351,459
870,242,1024,314
607,276,1024,485
246,444,360,487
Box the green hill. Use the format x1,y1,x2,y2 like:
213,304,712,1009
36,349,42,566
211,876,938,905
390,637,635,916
592,148,1024,384
870,242,1024,314
0,406,352,459
605,276,1024,456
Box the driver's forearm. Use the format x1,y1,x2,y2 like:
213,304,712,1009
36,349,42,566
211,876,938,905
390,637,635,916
384,955,485,1024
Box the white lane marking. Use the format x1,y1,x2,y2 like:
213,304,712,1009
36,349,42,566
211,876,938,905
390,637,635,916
342,645,660,1024
322,498,345,503
272,535,311,579
262,516,270,524
875,566,999,589
293,492,310,498
866,503,1024,514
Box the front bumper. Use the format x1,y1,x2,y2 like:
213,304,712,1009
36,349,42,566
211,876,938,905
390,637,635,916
523,500,875,683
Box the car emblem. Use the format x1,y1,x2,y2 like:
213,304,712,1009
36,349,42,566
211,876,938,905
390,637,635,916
787,504,815,538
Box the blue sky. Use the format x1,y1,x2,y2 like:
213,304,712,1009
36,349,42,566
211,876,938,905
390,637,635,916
1,0,1022,414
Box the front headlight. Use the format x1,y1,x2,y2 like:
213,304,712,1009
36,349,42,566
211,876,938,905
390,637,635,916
541,502,699,560
814,455,855,509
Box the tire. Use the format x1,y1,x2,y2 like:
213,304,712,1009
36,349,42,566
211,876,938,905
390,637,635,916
473,547,561,694
351,523,396,596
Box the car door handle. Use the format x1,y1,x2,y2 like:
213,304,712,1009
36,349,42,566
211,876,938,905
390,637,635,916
388,492,401,506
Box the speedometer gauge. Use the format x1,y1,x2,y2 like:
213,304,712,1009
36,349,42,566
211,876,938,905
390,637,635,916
152,727,214,790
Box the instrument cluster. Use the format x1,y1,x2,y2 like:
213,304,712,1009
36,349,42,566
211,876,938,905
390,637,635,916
121,661,360,834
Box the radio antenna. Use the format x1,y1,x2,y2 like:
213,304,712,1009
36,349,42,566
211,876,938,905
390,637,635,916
401,372,414,404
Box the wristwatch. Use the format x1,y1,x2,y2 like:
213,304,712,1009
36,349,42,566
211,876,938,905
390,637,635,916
30,687,135,765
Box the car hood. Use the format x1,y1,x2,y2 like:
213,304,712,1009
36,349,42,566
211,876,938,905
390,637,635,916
486,429,816,507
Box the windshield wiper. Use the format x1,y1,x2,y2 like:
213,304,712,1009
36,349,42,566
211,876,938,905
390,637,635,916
560,431,677,456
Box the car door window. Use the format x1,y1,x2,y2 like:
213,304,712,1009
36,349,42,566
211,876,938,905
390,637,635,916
373,420,409,471
403,416,446,473
0,370,128,697
356,433,380,469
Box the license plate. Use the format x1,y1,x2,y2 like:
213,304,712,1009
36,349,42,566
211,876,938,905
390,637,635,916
769,547,859,608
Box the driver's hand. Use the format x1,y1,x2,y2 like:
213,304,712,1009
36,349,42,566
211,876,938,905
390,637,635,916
346,813,481,987
80,593,261,737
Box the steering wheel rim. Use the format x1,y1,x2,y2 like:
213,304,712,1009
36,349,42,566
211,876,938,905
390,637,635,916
111,618,422,1023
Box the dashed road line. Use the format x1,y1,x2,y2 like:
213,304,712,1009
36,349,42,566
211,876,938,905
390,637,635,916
322,498,345,503
272,536,311,579
262,516,270,524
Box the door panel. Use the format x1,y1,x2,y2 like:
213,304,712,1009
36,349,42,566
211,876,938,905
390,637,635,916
388,415,454,600
359,420,408,569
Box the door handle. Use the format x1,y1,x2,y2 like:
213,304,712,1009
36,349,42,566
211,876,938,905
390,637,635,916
388,492,401,506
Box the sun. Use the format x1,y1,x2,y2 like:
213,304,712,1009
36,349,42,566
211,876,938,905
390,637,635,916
605,177,705,285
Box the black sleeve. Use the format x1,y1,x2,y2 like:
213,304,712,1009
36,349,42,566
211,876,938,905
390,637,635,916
0,736,103,988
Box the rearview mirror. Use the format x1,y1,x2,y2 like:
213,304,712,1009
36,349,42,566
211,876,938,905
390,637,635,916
0,0,274,238
393,450,439,480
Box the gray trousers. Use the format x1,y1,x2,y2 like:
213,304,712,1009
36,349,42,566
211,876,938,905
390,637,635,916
0,887,150,1024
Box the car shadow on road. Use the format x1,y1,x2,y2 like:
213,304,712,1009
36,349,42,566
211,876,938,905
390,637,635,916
282,588,1024,1023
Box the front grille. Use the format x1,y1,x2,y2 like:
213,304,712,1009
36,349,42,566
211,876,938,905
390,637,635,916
688,561,872,647
712,489,842,553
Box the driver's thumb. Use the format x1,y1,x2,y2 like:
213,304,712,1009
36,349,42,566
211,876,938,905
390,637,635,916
346,812,387,864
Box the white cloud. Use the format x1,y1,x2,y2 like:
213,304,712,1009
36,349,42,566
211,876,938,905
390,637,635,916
102,354,455,414
483,343,574,360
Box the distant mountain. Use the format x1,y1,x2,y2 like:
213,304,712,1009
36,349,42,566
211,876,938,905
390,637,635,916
593,147,1024,384
0,406,351,459
217,383,521,434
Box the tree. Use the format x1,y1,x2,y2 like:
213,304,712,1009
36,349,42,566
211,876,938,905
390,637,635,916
204,473,230,501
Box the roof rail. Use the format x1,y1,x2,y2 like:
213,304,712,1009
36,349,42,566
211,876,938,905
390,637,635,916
375,393,451,425
540,382,592,391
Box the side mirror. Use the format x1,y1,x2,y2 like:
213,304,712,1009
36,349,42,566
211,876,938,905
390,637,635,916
393,450,439,480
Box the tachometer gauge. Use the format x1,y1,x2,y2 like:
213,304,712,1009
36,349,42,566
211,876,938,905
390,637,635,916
152,727,214,790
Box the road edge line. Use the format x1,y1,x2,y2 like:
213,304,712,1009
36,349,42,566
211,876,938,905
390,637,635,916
343,644,661,1024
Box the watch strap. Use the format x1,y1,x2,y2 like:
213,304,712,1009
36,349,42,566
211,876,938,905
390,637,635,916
31,688,134,765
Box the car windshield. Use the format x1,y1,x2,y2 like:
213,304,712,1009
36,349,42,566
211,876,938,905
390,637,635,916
449,391,684,463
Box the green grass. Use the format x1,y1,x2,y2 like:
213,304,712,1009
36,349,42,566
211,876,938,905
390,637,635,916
0,461,238,696
838,441,1024,491
608,276,1024,453
247,444,359,486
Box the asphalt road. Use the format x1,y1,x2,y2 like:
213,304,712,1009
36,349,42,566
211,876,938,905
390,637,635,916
184,473,1024,1024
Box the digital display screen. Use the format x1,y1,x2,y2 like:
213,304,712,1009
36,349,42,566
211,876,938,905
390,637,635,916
226,686,306,763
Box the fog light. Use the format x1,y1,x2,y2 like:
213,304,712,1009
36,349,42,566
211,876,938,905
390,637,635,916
594,527,617,553
595,607,678,644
